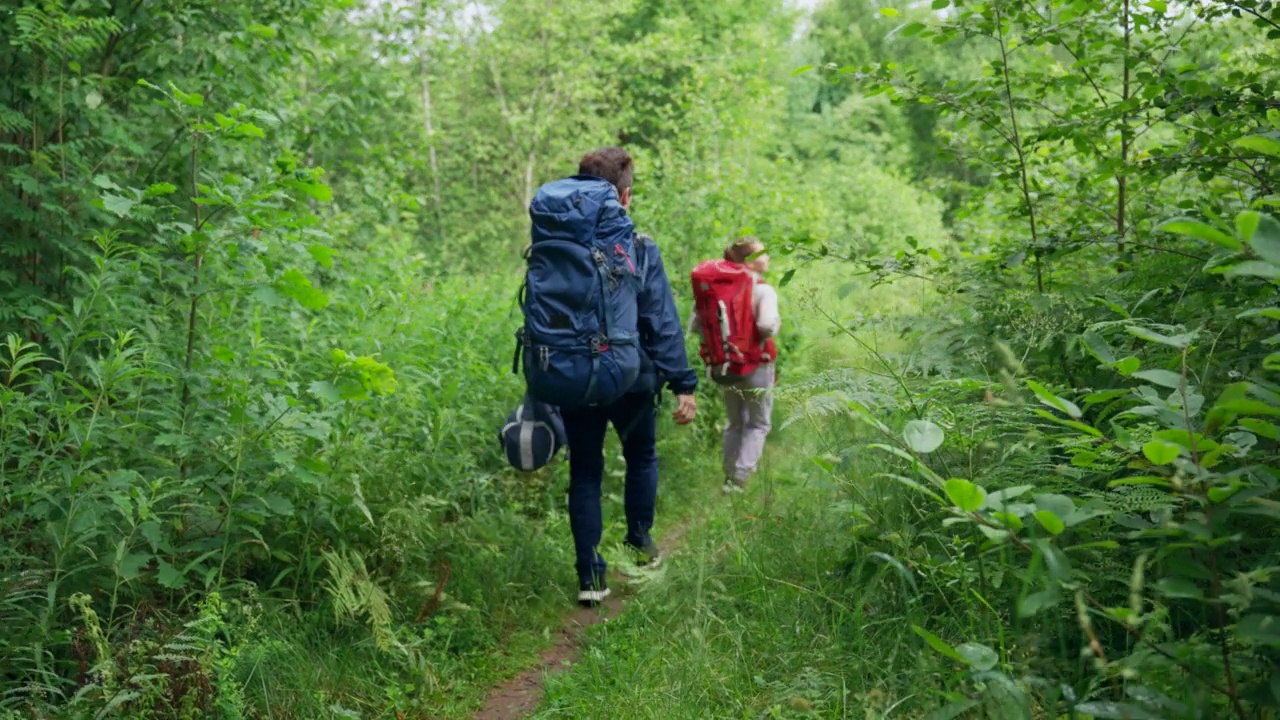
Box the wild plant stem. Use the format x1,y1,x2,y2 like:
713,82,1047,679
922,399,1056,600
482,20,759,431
992,1,1042,293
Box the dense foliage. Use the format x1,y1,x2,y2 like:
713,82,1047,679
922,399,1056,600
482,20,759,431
1,0,1277,718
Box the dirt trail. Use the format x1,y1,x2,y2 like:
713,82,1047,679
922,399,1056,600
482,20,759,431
470,522,693,720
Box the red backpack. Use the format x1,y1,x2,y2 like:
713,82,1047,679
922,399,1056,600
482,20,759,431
690,260,777,378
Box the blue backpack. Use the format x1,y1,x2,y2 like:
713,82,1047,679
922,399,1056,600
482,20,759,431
499,393,566,472
513,176,642,408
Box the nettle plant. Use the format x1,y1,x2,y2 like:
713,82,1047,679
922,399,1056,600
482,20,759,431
861,212,1280,717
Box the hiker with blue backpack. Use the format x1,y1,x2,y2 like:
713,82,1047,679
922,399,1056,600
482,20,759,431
510,147,697,607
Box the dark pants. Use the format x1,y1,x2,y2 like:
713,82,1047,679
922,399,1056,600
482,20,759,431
561,392,658,588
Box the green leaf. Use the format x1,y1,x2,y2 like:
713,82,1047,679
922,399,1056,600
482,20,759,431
1246,213,1280,264
1159,218,1240,250
119,553,152,580
92,175,119,191
1239,418,1280,440
1035,493,1075,518
1236,614,1280,646
297,182,332,203
1081,331,1115,364
903,419,944,453
931,0,949,7
1237,211,1262,243
1026,380,1081,418
1114,357,1141,375
1126,326,1196,349
1225,260,1280,281
102,194,134,218
791,65,813,76
1017,588,1061,618
992,511,1023,531
1132,369,1183,389
1074,702,1164,720
945,478,986,512
263,494,294,516
1156,577,1203,600
247,23,278,39
977,525,1010,543
956,642,999,671
926,700,979,720
911,625,967,663
144,182,177,197
309,244,335,268
1142,439,1181,465
879,7,900,16
1033,510,1065,536
1235,135,1280,158
156,559,187,589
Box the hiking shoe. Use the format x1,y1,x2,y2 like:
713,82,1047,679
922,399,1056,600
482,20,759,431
577,586,611,607
629,541,663,569
722,480,746,494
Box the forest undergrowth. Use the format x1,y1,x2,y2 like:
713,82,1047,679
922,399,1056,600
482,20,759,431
3,0,1279,718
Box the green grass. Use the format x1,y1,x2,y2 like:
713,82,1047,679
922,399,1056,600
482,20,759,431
529,416,944,720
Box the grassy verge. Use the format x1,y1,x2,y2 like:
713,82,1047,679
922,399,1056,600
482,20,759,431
530,413,935,719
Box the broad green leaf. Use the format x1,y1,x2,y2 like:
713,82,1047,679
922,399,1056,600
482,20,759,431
1031,409,1104,437
955,642,999,671
247,23,278,39
102,194,134,218
1074,702,1164,720
1017,588,1061,618
1132,369,1183,389
1080,330,1115,364
1126,326,1196,349
926,700,979,720
1235,135,1280,158
1239,418,1280,440
1114,356,1141,375
309,243,335,268
903,419,944,453
1035,493,1075,519
945,478,986,512
1156,577,1203,600
1236,614,1280,646
879,7,900,16
1026,380,1081,418
977,525,1010,543
119,552,152,580
144,182,177,197
791,65,813,76
1108,476,1172,488
156,560,187,589
92,175,119,190
1158,218,1239,250
1142,439,1181,465
1237,211,1262,243
1034,510,1065,536
1225,260,1280,281
991,511,1023,531
1237,307,1280,320
1247,213,1280,264
931,0,949,8
911,625,967,663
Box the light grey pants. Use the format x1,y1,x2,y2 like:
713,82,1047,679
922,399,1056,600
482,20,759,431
716,364,775,484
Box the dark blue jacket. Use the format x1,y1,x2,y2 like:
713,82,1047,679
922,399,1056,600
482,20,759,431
631,233,698,396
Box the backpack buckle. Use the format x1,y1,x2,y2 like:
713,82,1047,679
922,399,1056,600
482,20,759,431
590,336,607,355
539,345,550,370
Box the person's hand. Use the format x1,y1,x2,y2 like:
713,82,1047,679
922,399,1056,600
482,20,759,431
673,394,697,425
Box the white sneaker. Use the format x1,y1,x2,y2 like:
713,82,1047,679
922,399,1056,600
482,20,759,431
722,481,745,494
577,587,611,607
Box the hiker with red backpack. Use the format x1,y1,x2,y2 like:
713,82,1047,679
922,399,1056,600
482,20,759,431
513,147,698,607
689,237,780,494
